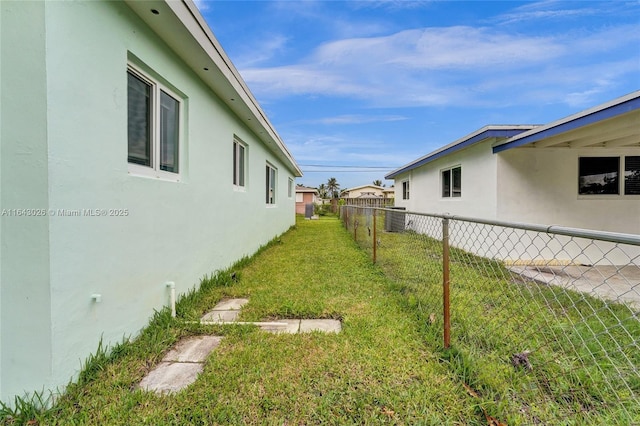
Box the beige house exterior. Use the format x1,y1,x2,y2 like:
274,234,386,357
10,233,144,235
341,185,386,198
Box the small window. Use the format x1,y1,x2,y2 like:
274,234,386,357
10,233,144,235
579,157,619,195
624,156,640,195
127,67,181,178
442,166,461,198
288,178,294,198
266,163,277,204
233,139,246,187
402,180,410,200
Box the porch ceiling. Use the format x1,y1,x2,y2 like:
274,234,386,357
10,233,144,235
529,109,640,149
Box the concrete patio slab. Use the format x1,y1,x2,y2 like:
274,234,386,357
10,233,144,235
300,319,342,333
162,336,223,363
139,362,204,394
509,265,640,309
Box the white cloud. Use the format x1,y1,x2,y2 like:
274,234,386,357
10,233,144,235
238,19,639,109
303,114,408,125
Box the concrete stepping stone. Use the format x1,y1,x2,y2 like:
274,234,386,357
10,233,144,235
163,335,223,363
198,297,342,334
259,319,301,334
138,335,222,394
201,298,249,323
139,362,204,395
300,319,342,333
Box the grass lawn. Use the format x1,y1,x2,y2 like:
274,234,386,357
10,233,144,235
5,214,636,425
5,215,476,425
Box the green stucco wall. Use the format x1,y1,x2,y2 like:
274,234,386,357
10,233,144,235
1,0,296,403
0,0,54,399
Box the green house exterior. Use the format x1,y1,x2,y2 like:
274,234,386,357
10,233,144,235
0,0,302,403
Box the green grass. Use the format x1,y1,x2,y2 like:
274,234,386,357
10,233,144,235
348,209,640,425
4,215,478,425
5,214,637,425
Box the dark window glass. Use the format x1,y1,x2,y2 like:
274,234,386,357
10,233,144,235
266,165,276,204
238,144,245,187
442,170,451,197
159,90,179,173
127,71,151,167
233,143,237,184
233,141,246,187
452,167,462,197
579,157,619,195
402,181,410,200
625,156,640,195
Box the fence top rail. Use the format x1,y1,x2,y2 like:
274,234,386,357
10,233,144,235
365,207,640,246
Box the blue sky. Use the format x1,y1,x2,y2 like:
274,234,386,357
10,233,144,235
196,1,640,190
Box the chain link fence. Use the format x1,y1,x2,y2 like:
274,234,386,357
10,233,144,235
341,205,639,425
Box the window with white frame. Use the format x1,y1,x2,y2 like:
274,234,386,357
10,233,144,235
233,138,246,188
442,166,461,198
288,178,294,198
127,66,180,177
402,180,410,200
579,156,640,195
266,163,277,204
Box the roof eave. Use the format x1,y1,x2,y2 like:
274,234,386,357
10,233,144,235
385,125,535,180
492,90,640,154
123,0,303,177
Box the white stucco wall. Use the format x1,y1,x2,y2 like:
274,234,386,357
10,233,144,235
1,1,296,403
393,140,499,220
391,141,639,265
497,148,640,234
496,147,640,265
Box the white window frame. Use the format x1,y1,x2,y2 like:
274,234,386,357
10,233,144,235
266,163,277,205
441,166,462,198
288,178,294,198
402,180,410,200
127,65,182,181
578,155,640,197
233,138,247,190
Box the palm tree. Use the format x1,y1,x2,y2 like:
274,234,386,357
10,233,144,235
326,177,340,199
317,183,328,199
372,179,382,186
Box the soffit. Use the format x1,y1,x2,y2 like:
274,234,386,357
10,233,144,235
123,0,302,176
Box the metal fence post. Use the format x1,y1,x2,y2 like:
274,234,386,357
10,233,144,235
373,209,377,263
354,216,358,240
442,217,451,349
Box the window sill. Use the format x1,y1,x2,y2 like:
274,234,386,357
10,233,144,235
128,165,181,183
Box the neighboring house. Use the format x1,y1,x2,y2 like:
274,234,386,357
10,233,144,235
0,0,301,403
341,185,386,198
386,91,640,262
295,185,319,215
383,188,395,199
